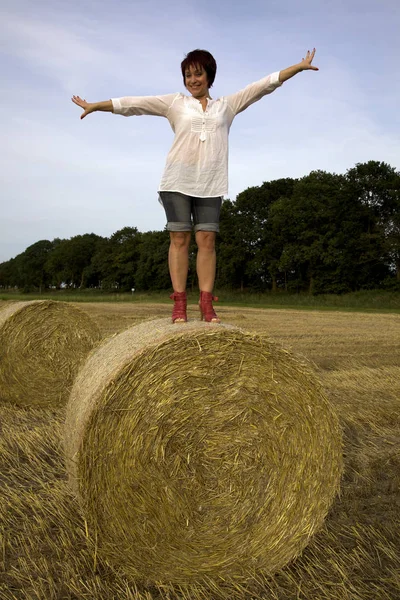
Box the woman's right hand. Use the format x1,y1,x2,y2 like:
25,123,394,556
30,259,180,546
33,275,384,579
71,95,95,119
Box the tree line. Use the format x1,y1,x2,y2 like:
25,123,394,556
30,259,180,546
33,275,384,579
1,161,399,294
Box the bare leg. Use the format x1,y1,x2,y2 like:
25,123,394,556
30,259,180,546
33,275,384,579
195,231,217,292
169,231,191,292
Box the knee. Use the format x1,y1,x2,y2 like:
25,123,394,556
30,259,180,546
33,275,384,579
170,231,191,250
196,231,216,252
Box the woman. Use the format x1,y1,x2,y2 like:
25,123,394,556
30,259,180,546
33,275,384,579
72,48,318,323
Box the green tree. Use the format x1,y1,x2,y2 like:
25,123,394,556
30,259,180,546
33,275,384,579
0,258,16,289
44,238,67,288
216,180,296,291
109,227,142,290
8,240,53,292
267,170,384,293
46,234,103,288
135,230,170,290
216,200,244,289
236,179,296,291
346,161,400,282
91,227,141,290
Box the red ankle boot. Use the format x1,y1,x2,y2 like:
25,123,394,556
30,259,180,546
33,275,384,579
199,291,220,323
170,291,187,323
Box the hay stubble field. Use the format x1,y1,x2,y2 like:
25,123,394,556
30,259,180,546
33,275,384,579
0,301,399,600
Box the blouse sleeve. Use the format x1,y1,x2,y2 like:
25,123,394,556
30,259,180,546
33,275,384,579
111,93,178,117
225,72,282,117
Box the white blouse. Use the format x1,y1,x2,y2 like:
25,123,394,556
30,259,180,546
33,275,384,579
111,71,282,198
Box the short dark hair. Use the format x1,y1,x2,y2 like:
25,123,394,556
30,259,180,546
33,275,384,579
181,49,217,89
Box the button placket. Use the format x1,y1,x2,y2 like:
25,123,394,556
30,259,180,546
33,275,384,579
200,114,206,141
189,99,215,141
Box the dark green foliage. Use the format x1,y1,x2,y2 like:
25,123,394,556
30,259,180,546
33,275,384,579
135,230,170,291
45,234,103,289
1,161,399,294
90,227,142,291
216,163,399,294
346,161,400,282
17,240,53,292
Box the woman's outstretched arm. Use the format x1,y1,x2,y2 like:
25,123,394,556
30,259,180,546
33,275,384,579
225,48,318,117
72,94,176,118
279,49,319,83
71,96,113,119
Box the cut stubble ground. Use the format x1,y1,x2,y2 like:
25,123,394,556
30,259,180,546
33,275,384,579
0,303,399,600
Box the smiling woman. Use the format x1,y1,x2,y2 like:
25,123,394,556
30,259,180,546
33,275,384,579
71,48,318,323
181,49,217,104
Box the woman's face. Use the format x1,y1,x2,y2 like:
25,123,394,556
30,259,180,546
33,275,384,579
184,64,209,98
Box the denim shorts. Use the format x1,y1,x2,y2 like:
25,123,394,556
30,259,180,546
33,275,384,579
159,191,222,232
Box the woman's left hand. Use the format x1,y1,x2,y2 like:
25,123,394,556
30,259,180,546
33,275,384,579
300,49,319,71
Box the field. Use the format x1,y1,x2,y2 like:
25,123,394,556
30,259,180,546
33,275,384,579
1,301,399,600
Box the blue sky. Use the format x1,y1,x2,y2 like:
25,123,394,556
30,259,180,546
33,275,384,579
1,0,399,262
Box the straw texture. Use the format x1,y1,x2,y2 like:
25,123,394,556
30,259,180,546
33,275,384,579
0,300,101,406
64,318,343,587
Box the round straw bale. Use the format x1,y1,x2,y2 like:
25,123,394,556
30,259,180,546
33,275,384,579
64,318,342,587
0,300,101,407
